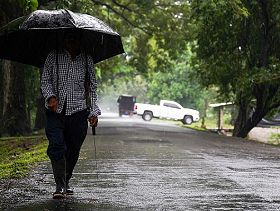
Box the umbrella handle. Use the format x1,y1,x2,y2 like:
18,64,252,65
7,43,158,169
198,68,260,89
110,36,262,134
92,125,96,135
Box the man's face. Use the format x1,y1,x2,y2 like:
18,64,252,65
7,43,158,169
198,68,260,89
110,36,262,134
64,33,81,53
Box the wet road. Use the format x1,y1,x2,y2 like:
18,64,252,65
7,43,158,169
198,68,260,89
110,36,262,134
8,113,280,210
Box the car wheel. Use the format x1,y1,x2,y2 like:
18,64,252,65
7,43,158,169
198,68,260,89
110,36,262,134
182,115,193,125
142,111,153,121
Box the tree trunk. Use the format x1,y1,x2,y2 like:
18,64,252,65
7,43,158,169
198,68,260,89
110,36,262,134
233,103,267,139
0,0,32,137
232,107,244,137
203,98,208,117
0,1,23,25
34,96,46,131
1,61,31,136
235,111,264,138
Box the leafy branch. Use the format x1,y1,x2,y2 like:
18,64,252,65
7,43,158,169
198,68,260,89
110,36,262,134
13,0,38,13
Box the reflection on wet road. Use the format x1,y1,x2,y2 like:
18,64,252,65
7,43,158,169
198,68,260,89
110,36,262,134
10,113,280,210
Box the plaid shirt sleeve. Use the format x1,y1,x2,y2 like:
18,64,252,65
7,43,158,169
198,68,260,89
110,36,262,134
87,55,101,118
41,51,57,107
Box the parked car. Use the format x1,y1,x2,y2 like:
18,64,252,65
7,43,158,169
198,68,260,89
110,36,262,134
135,100,200,124
117,95,136,117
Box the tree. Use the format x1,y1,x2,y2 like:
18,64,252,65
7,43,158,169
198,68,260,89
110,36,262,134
190,0,280,138
60,0,192,77
147,48,206,112
1,61,32,136
24,66,43,129
0,0,38,136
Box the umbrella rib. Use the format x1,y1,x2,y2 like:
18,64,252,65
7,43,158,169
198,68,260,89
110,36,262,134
63,9,76,28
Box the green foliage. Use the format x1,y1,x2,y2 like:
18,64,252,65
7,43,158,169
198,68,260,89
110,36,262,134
0,135,48,179
264,107,280,121
269,133,280,145
57,0,192,78
190,0,280,137
147,47,206,112
191,0,248,100
269,127,280,146
12,0,38,12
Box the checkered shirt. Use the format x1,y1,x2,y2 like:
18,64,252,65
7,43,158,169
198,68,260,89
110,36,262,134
41,48,101,117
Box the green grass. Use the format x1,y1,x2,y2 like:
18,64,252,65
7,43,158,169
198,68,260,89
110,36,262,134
268,127,280,146
0,134,48,179
149,116,234,130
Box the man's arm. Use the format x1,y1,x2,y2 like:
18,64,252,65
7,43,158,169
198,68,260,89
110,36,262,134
41,51,57,110
87,55,101,123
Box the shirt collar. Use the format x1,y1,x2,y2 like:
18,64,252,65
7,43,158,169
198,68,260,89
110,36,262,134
63,48,84,61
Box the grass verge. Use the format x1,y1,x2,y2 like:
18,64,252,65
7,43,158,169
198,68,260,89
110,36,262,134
0,134,48,179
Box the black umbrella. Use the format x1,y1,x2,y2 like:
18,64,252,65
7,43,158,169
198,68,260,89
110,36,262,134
0,9,125,68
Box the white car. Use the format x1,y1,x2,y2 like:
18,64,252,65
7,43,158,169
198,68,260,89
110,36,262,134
135,100,200,124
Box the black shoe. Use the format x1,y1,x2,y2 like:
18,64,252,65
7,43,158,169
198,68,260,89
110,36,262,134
51,159,66,199
66,188,74,195
66,183,74,195
53,189,66,199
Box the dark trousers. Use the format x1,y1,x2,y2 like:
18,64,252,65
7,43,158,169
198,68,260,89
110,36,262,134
45,108,88,180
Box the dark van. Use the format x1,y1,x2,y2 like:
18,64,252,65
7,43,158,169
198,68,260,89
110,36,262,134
117,95,136,117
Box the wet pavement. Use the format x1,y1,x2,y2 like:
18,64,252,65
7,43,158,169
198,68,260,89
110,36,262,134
3,113,280,210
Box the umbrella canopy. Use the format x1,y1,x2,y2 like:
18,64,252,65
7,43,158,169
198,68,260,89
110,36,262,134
0,9,125,68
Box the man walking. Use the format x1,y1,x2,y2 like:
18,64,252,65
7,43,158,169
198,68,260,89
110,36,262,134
41,29,101,199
